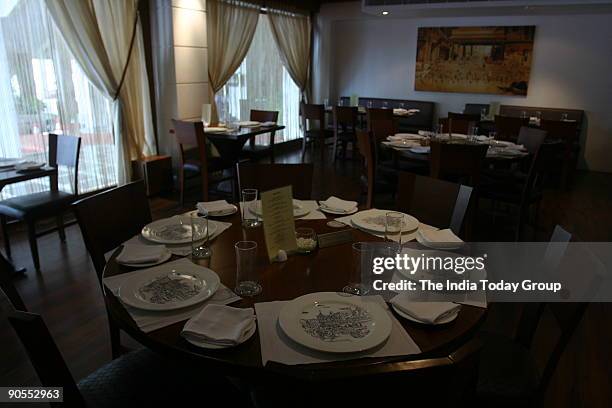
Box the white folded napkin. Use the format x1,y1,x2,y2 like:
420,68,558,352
319,196,358,213
393,108,408,115
15,161,45,171
418,228,462,247
197,200,234,214
116,244,167,264
390,295,461,324
261,121,276,127
182,304,255,346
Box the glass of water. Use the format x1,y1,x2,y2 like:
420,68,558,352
382,101,389,109
235,241,261,296
561,113,569,121
241,188,260,228
385,212,404,249
469,126,479,142
343,242,373,296
367,100,373,109
191,212,211,259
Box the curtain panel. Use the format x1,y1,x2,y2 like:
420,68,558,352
267,9,312,103
45,0,155,184
207,0,259,125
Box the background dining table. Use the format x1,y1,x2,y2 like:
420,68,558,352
103,212,486,382
206,125,285,165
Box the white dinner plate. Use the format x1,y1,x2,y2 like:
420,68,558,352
184,322,257,349
15,161,45,171
318,204,358,215
118,262,220,311
388,141,420,149
236,121,260,127
141,216,217,245
391,303,460,325
249,199,310,218
409,146,430,154
204,127,228,133
388,133,425,141
350,209,419,234
116,250,173,268
278,292,392,353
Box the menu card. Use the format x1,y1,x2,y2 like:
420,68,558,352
261,186,298,261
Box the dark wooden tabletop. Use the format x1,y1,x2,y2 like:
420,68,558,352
0,166,57,190
103,214,486,381
205,125,285,164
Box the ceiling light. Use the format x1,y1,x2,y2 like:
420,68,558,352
382,11,389,15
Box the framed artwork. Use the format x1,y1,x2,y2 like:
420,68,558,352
415,26,536,95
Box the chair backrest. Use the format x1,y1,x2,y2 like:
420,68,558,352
1,299,84,407
356,130,375,209
300,103,325,122
172,119,208,168
449,112,480,124
438,117,474,135
49,133,81,195
396,172,473,236
430,141,488,187
0,252,27,311
333,106,358,133
539,119,579,143
464,103,489,116
73,181,152,280
517,126,548,155
367,108,396,142
237,163,314,200
494,115,529,141
250,109,278,123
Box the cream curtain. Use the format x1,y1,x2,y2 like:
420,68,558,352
268,10,312,102
45,0,155,184
207,0,259,125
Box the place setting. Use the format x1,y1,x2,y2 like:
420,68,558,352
318,196,358,215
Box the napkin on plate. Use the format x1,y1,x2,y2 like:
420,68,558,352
390,295,461,324
319,196,358,213
182,304,255,346
197,200,234,214
393,108,408,115
116,244,168,264
261,121,276,127
417,228,463,249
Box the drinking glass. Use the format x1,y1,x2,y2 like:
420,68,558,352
201,104,212,127
481,107,487,121
338,97,344,107
520,111,527,119
535,111,542,123
324,98,329,109
367,100,373,109
385,211,404,248
561,113,569,121
399,102,405,109
191,212,211,259
344,242,373,296
235,241,261,296
469,126,479,143
489,131,497,146
382,101,389,109
296,227,317,253
241,188,261,228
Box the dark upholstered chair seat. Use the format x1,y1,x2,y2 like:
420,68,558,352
477,332,540,403
78,348,249,408
0,190,75,220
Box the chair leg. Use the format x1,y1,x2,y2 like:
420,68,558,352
108,313,122,359
301,136,307,162
1,215,10,258
56,214,66,242
26,221,40,272
332,136,339,163
179,167,185,206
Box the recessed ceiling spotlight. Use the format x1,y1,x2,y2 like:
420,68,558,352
382,11,389,15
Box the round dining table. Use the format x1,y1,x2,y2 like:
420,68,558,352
103,213,486,382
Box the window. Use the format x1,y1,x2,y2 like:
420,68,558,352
218,13,301,144
0,0,117,199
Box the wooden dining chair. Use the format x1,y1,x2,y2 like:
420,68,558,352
396,172,473,236
430,140,488,188
366,108,396,142
540,119,580,188
73,180,152,358
356,130,396,209
332,106,359,162
494,115,530,142
477,227,588,407
236,163,314,200
172,119,234,204
438,117,475,135
242,109,279,163
449,111,481,124
300,103,333,161
0,134,81,272
1,289,250,407
517,126,548,155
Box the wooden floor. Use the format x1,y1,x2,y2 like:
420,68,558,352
1,146,610,407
